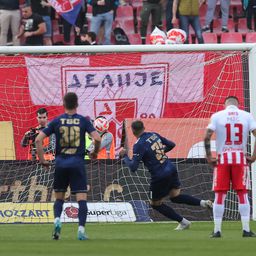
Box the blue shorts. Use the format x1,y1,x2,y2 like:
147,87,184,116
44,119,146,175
42,15,52,38
54,161,87,194
150,171,181,200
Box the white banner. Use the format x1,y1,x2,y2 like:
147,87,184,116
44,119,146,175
25,53,204,149
61,202,136,222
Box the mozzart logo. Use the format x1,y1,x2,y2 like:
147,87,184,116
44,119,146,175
0,209,50,218
0,203,54,223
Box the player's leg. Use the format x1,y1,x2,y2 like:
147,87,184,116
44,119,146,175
70,162,88,240
150,175,191,230
212,190,226,237
168,171,212,208
52,166,69,240
53,192,65,240
232,164,256,237
76,192,88,240
211,164,230,238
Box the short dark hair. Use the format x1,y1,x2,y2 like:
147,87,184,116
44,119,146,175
37,108,48,116
88,31,96,42
63,92,78,110
131,120,145,135
225,96,239,103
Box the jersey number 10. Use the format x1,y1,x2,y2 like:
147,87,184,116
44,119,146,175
225,123,243,145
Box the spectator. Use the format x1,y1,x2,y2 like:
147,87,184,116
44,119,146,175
244,0,256,32
172,0,204,44
61,0,87,45
140,0,163,44
0,0,21,46
17,4,46,46
166,0,174,31
88,0,117,45
75,29,97,45
82,31,97,45
30,0,53,45
202,0,231,33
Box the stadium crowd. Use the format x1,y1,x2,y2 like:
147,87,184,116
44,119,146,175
0,1,255,45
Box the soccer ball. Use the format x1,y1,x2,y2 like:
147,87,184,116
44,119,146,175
94,117,109,133
166,29,187,44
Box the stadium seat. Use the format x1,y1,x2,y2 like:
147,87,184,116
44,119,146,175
86,4,93,22
211,19,221,33
212,19,235,33
136,5,143,22
115,20,135,35
128,34,142,44
51,19,59,35
227,19,236,32
53,34,64,44
131,0,143,8
245,32,256,43
199,3,207,18
230,0,242,5
237,18,248,33
221,32,243,43
116,5,134,21
203,33,218,43
137,19,152,35
146,34,151,44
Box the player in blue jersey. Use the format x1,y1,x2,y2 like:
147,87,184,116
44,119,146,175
35,92,101,240
120,120,212,230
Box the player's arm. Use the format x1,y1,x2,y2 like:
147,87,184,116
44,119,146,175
35,131,50,167
172,0,179,24
120,144,144,173
43,133,56,154
100,133,113,159
88,131,101,159
204,128,216,166
157,134,176,152
247,129,256,163
36,120,55,166
20,130,32,147
246,114,256,163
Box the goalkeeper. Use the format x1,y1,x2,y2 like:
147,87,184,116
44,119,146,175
21,108,55,161
120,120,212,230
86,116,115,159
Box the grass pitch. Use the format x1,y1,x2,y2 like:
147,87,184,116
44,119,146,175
0,222,256,256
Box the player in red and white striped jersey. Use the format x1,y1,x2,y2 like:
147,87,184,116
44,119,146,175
204,96,256,238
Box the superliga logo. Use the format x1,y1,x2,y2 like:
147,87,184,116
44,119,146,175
62,202,136,222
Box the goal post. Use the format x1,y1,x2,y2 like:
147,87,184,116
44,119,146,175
249,45,256,220
0,44,256,223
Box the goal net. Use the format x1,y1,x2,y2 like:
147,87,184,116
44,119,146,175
0,45,255,223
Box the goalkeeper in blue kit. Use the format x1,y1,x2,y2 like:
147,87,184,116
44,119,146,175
120,120,212,230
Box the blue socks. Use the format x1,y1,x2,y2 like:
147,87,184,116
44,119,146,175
78,200,88,226
152,204,183,222
54,199,64,218
171,194,201,206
